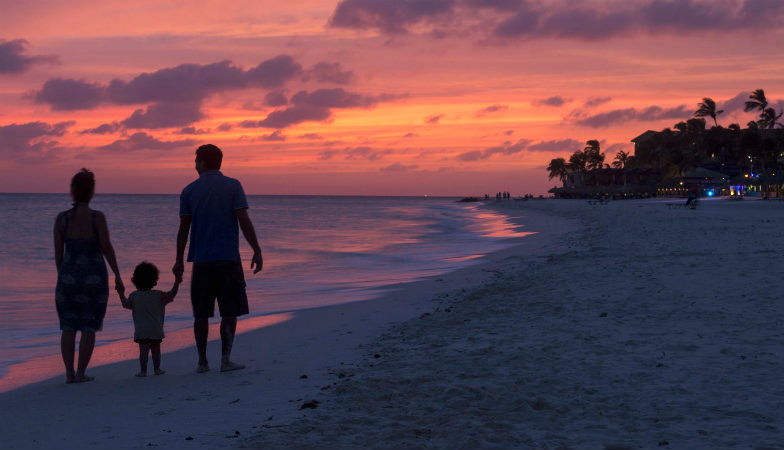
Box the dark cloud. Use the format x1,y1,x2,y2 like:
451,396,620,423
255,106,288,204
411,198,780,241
584,96,612,108
33,56,307,129
532,96,571,107
246,55,303,88
106,60,246,104
345,146,392,160
403,132,419,138
463,0,522,11
318,150,340,160
571,105,691,128
121,101,205,129
330,0,784,40
719,91,749,114
299,133,325,140
33,78,104,111
329,0,456,34
381,163,419,172
79,122,121,135
239,88,399,129
457,138,532,161
476,104,509,116
457,150,483,161
264,90,288,107
261,130,286,141
425,114,445,124
0,121,74,154
217,123,233,132
0,39,57,74
527,138,582,152
176,126,211,135
97,132,197,152
305,62,355,85
241,104,332,129
291,88,391,108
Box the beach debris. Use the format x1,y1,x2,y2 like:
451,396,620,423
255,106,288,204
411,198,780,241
600,312,607,317
658,440,669,446
185,436,193,441
374,353,381,358
229,398,240,404
224,431,241,438
300,374,308,379
300,400,320,410
419,312,431,318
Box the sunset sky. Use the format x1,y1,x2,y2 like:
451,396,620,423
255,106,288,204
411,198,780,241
2,0,784,196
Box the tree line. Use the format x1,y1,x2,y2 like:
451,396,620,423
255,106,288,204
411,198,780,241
548,89,784,184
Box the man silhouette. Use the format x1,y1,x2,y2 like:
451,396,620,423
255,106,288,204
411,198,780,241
174,144,263,373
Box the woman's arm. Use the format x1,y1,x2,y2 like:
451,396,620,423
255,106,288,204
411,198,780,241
53,214,64,271
95,211,124,292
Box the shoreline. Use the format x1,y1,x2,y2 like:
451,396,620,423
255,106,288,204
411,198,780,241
0,202,572,449
241,198,784,449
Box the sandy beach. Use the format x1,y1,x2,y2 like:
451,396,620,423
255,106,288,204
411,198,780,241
3,198,783,449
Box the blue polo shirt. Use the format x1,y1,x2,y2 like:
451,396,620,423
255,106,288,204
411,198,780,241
179,170,249,263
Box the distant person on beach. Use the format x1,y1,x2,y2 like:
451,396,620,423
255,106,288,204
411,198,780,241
173,144,263,373
686,185,699,206
54,169,124,383
117,262,180,377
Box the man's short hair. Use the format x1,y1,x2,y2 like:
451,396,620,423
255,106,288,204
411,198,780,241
70,168,95,202
196,144,223,170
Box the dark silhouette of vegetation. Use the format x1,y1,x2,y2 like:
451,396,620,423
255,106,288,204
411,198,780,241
694,97,723,127
547,89,784,198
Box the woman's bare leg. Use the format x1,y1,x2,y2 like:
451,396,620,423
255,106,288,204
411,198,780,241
60,330,76,383
75,331,95,382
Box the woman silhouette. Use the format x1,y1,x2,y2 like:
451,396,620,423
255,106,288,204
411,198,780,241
54,169,123,383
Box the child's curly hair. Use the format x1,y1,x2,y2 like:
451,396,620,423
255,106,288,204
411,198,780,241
131,261,159,290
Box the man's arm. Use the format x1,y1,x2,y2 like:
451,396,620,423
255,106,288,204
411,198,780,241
162,278,181,305
235,208,263,274
173,215,191,280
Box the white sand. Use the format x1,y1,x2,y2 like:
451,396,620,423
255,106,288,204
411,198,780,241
3,198,783,449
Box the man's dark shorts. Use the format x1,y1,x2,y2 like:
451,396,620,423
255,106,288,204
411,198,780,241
191,260,249,318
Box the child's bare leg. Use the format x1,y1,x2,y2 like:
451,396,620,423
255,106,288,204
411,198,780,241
151,342,165,375
136,342,150,377
60,330,76,383
75,331,95,382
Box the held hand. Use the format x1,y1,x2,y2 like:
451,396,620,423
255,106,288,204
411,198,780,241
173,261,184,280
115,277,125,296
250,251,263,274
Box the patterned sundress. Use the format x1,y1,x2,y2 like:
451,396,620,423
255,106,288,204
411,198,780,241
55,208,109,332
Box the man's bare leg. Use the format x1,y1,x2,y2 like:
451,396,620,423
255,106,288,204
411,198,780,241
220,316,244,372
194,318,210,372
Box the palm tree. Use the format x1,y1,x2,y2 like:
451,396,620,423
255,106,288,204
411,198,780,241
744,89,768,114
728,123,741,132
758,107,783,129
583,139,605,170
612,150,631,169
694,97,724,127
547,157,569,184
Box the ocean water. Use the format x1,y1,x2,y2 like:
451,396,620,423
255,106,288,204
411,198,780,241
0,194,531,382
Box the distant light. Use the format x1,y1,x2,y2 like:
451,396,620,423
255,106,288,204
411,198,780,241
707,190,715,197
